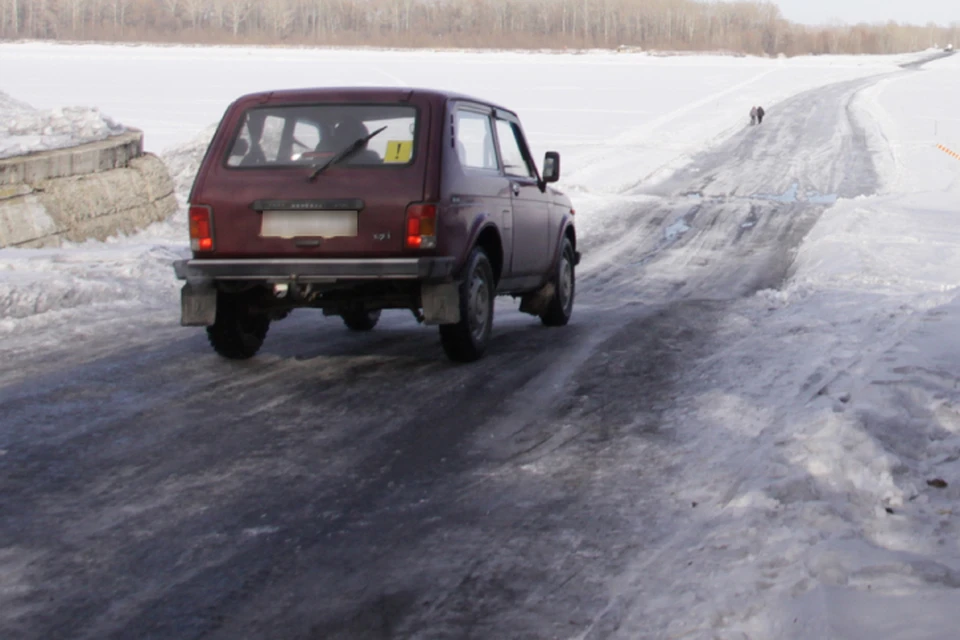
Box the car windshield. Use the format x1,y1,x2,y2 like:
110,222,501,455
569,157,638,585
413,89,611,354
225,104,417,169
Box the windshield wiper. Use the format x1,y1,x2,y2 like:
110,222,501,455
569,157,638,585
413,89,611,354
308,126,387,182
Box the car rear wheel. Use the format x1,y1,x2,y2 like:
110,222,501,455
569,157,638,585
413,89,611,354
439,247,495,362
206,292,270,359
540,237,575,327
342,309,381,331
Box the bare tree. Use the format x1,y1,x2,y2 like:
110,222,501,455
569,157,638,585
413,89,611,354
64,0,85,33
161,0,180,27
1,0,955,54
181,0,206,30
6,0,20,35
111,0,134,33
223,0,251,35
261,0,293,37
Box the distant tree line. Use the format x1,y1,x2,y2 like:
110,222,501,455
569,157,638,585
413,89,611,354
1,0,957,56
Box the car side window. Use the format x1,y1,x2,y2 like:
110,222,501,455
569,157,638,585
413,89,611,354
494,119,535,178
455,110,499,171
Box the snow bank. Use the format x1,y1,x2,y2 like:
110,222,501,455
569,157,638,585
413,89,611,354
0,87,200,325
0,107,200,326
160,123,216,203
0,91,126,159
0,121,216,325
0,243,182,322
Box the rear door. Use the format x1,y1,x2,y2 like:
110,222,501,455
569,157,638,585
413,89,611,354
196,101,427,258
440,104,515,276
493,115,551,276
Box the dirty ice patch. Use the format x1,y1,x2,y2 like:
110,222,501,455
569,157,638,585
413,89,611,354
752,183,838,205
0,90,126,159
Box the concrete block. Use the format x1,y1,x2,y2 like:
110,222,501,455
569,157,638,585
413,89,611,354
0,184,33,200
0,146,177,248
0,194,59,247
130,154,176,200
0,130,145,186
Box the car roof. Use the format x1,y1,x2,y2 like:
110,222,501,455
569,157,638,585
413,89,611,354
232,87,515,116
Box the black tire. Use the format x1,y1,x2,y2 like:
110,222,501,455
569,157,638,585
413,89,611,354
342,309,381,331
206,292,270,360
439,247,495,362
540,237,575,327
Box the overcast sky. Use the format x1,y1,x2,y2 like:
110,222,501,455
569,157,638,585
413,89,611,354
770,0,957,26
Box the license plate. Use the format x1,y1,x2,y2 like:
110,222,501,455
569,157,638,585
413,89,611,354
260,210,358,239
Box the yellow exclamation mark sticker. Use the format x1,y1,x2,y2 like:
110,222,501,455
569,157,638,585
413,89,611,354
384,141,413,163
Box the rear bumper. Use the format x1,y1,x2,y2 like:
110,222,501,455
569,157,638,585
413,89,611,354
173,257,456,284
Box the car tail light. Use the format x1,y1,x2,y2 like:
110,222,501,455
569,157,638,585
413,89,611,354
189,204,215,252
405,203,437,249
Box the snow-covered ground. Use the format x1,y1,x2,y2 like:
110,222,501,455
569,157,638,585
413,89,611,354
657,56,960,638
3,42,960,637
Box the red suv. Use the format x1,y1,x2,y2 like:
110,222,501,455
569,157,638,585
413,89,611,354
174,87,578,362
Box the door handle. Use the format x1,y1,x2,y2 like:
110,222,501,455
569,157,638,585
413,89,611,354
511,183,521,196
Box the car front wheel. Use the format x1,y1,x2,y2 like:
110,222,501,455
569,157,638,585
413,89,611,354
540,237,575,327
439,247,495,362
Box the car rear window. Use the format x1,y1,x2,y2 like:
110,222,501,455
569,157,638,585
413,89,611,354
225,104,417,169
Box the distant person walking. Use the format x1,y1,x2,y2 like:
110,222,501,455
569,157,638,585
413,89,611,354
757,106,765,124
750,106,758,125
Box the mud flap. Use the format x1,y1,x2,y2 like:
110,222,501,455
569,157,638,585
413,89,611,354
180,282,217,326
519,282,555,316
421,283,460,325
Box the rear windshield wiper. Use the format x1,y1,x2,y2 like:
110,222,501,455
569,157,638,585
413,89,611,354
308,126,387,182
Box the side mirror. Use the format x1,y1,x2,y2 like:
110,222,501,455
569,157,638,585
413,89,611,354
542,151,560,183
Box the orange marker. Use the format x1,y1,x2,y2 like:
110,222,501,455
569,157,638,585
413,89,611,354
937,144,960,160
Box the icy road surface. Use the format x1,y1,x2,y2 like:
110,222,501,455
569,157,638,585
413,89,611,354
1,51,955,639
